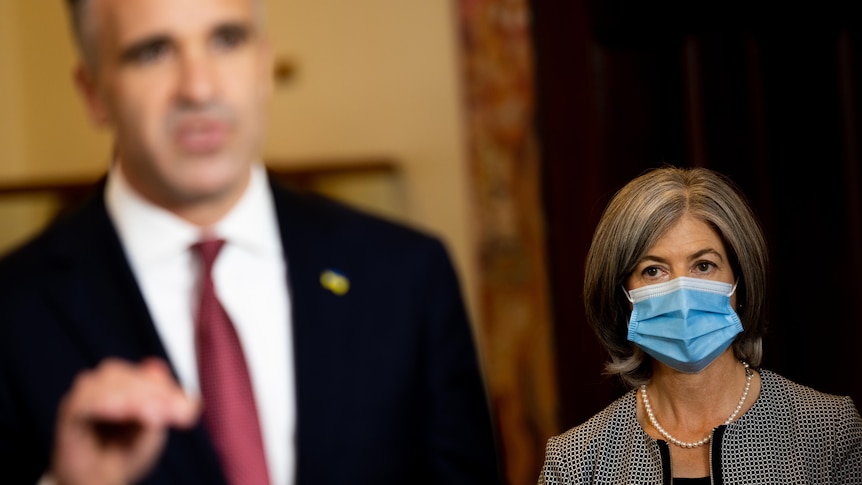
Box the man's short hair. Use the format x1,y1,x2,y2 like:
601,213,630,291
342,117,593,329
64,0,89,59
64,0,109,70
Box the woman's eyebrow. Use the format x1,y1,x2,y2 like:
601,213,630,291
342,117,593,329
689,248,725,262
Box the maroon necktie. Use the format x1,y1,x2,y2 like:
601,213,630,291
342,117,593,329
193,238,271,485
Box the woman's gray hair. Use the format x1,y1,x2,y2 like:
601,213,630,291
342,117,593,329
583,166,769,388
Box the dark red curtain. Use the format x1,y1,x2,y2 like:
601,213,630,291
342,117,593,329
532,0,862,432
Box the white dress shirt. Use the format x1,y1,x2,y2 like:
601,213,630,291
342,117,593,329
105,163,296,485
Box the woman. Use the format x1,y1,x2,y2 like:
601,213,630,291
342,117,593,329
539,166,862,484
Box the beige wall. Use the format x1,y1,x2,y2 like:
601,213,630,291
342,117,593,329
0,1,479,321
0,2,64,251
262,1,477,315
0,1,26,170
2,2,112,179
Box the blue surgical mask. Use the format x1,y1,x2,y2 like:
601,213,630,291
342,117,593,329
624,277,742,374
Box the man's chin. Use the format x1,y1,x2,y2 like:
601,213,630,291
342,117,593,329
179,164,249,199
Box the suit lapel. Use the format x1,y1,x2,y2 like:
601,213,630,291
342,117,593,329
43,187,225,484
44,188,168,365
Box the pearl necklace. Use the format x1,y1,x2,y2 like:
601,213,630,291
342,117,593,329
641,361,753,449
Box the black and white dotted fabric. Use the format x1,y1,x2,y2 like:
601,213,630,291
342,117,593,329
538,369,862,484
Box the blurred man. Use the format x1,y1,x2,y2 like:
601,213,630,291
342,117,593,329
0,0,501,483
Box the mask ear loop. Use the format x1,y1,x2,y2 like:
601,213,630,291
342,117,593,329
621,286,636,329
730,278,743,312
621,285,634,303
728,279,739,297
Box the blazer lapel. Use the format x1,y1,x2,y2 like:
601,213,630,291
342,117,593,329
43,187,226,484
44,188,168,365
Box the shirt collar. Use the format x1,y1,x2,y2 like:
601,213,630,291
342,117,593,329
213,164,282,258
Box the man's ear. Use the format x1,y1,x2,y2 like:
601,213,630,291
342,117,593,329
74,63,110,126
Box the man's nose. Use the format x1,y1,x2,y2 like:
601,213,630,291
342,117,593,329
176,51,218,104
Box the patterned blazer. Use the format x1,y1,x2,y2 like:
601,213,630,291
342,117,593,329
539,369,862,484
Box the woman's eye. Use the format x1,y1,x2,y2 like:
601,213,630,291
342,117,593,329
695,261,714,273
643,267,661,278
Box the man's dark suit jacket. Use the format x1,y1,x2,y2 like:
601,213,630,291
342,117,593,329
0,177,501,484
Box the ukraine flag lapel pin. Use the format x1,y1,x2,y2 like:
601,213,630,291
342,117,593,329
320,269,350,296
